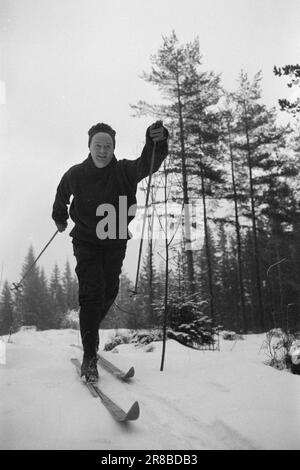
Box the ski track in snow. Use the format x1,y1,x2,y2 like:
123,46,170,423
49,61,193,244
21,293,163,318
118,367,257,450
0,329,299,450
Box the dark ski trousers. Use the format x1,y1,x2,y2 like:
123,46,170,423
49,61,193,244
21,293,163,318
73,240,127,358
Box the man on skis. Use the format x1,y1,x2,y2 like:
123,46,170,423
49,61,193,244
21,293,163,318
52,121,169,382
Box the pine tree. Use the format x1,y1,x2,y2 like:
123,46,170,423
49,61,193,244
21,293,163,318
138,242,161,328
102,272,136,329
0,281,15,335
37,267,54,330
62,260,78,311
231,71,289,331
283,222,300,332
132,31,203,293
49,264,66,328
264,151,299,321
242,228,259,331
20,246,43,328
214,223,230,329
274,64,300,115
221,103,248,332
197,223,217,312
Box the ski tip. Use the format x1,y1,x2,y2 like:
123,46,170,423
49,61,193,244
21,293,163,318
128,366,135,377
123,367,135,381
125,401,140,421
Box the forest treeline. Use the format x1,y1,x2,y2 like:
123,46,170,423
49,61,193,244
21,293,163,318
1,32,300,338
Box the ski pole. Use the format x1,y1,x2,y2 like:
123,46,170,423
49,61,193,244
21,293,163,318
11,230,59,291
130,142,157,297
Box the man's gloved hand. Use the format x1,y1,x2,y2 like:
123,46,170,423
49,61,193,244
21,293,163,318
147,120,168,143
55,221,67,232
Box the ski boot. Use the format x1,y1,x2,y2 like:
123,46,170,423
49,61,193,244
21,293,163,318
81,355,99,383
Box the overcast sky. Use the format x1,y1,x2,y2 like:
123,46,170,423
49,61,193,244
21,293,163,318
0,0,299,287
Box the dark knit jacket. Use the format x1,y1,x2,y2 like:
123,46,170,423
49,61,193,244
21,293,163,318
52,133,169,245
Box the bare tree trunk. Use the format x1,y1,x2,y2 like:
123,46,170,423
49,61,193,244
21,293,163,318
243,102,265,331
226,120,247,333
161,162,169,371
148,187,155,327
176,66,195,294
275,243,284,330
199,149,215,326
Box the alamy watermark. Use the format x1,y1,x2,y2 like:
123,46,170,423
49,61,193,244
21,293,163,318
95,196,202,249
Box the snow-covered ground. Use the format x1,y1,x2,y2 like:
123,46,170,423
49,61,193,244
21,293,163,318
0,328,299,450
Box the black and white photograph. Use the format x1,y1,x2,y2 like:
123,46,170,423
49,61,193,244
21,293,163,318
0,0,300,452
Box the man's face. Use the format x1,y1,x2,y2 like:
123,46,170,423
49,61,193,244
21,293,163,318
89,132,114,168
